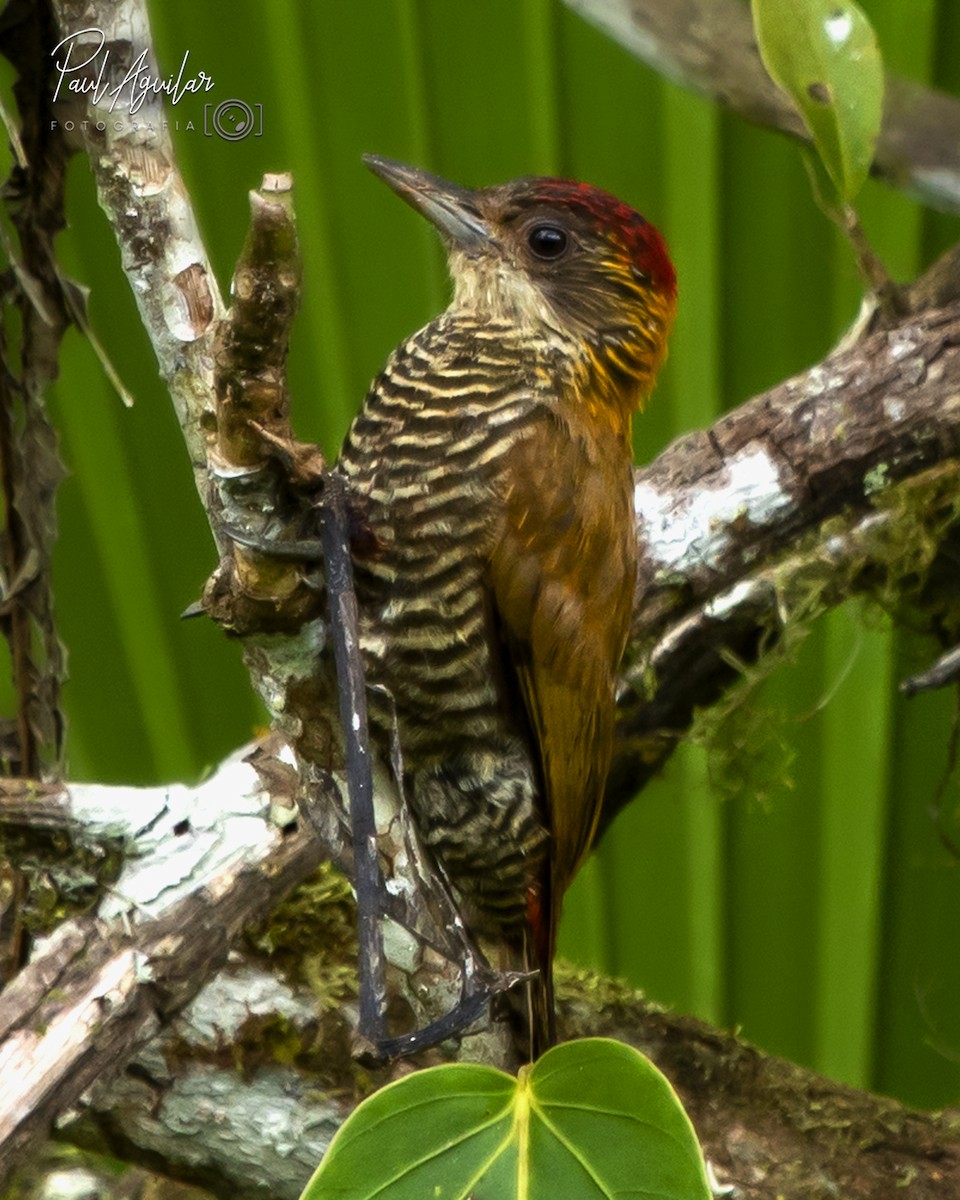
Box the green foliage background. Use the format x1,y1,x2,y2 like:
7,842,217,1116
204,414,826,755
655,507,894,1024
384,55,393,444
30,0,960,1108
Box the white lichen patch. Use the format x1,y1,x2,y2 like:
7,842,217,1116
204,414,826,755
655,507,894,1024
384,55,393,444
277,740,298,767
259,619,326,680
635,445,793,575
96,748,273,922
886,325,925,364
95,1061,341,1193
179,965,317,1045
703,578,765,621
803,364,830,397
883,396,906,423
38,1168,103,1200
67,782,169,841
252,620,327,721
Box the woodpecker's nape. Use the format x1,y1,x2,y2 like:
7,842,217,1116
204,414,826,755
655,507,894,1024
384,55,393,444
340,156,676,1058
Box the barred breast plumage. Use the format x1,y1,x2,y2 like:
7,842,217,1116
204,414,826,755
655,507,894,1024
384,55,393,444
338,314,557,929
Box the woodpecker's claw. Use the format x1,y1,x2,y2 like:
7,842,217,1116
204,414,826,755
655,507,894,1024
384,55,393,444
501,969,541,991
222,521,324,563
901,641,960,695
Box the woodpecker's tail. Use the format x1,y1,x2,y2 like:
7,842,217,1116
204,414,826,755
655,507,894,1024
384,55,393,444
496,935,553,1063
525,942,556,1061
508,882,556,1062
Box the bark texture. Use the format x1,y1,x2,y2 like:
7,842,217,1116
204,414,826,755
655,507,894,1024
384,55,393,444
564,0,960,213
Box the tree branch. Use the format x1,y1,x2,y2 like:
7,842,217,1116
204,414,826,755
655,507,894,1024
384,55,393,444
605,303,960,817
52,953,960,1200
3,757,958,1199
564,0,960,216
46,0,223,492
0,750,326,1187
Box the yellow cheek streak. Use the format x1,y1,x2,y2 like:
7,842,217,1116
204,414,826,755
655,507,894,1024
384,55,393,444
571,345,637,441
600,342,639,379
568,270,676,434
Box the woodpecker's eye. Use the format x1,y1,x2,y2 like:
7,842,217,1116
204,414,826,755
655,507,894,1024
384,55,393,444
527,224,568,260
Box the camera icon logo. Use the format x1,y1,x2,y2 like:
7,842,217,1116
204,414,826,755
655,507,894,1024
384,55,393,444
203,99,263,141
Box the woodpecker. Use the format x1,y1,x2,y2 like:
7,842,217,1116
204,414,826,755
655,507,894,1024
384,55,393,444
338,156,676,1056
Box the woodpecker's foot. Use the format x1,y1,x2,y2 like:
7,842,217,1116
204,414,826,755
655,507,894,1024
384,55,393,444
353,969,534,1065
354,988,492,1065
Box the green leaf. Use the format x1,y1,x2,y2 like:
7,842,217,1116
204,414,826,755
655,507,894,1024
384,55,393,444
751,0,884,202
300,1038,710,1199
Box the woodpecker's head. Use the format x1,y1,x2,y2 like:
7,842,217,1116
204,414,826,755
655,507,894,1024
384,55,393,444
365,155,676,401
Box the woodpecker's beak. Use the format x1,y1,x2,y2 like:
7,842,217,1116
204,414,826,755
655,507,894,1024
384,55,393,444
364,155,492,253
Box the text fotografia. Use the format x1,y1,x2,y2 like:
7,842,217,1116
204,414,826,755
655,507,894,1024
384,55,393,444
51,28,213,114
49,110,264,143
50,119,204,134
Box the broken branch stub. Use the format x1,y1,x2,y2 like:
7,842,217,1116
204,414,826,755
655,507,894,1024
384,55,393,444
205,174,321,635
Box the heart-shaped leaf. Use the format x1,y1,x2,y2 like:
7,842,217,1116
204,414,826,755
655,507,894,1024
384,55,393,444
301,1037,711,1199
